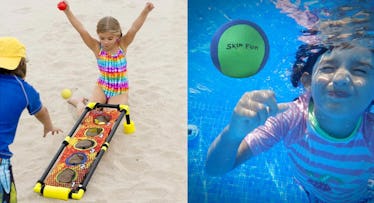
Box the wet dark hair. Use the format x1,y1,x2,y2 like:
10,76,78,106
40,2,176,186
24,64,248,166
291,43,374,110
0,57,27,78
291,44,328,87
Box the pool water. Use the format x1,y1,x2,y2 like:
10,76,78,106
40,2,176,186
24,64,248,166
188,0,373,202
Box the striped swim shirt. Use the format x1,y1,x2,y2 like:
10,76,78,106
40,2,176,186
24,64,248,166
245,93,374,202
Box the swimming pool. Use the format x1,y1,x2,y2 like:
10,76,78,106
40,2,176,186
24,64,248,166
188,0,373,202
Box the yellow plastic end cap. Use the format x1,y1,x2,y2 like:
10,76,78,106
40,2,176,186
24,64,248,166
124,121,135,134
33,182,42,193
119,104,129,112
86,102,97,109
71,188,85,200
43,185,70,200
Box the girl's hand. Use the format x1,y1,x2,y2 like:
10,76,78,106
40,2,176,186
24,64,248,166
228,90,288,139
145,2,155,12
60,0,70,12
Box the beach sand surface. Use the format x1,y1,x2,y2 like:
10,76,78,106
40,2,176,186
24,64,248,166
0,0,187,202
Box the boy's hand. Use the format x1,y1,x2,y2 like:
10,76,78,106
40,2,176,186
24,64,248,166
43,127,63,137
228,90,289,139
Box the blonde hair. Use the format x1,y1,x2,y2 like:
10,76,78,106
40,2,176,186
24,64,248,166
96,16,122,36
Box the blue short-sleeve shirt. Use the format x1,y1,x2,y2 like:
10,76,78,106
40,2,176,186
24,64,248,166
0,74,42,158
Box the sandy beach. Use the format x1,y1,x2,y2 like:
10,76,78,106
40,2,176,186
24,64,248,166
0,0,187,202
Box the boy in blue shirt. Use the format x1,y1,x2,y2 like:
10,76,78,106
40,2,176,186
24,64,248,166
0,37,62,202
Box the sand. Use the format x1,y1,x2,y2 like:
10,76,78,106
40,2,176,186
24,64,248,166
0,0,187,202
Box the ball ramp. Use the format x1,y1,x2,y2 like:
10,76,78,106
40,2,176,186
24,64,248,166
33,102,135,200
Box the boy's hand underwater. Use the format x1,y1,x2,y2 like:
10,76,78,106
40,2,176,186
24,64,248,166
228,90,289,138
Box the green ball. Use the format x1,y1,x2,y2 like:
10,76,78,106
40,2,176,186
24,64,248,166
211,20,269,78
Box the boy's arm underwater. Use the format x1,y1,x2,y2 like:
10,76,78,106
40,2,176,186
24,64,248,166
206,126,254,176
206,90,289,175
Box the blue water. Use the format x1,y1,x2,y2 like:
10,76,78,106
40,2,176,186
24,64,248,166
188,0,374,201
188,0,374,202
188,1,315,202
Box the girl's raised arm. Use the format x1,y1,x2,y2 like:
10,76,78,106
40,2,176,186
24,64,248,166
120,2,154,50
61,1,100,54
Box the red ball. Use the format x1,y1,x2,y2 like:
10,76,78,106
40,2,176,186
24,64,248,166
57,1,67,11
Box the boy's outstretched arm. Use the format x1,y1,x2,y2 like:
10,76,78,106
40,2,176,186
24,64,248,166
34,106,62,137
61,1,99,53
120,2,155,49
206,126,254,176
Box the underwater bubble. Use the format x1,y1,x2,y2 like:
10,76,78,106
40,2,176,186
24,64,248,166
188,124,199,141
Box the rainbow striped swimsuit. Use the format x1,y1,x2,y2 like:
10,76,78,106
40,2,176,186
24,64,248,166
97,48,128,99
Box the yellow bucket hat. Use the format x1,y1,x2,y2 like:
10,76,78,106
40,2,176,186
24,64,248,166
0,37,26,70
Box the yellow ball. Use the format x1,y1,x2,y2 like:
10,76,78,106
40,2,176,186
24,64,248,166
61,88,72,99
